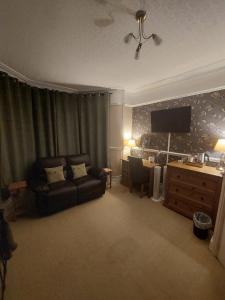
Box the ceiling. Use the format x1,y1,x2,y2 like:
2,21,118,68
1,0,225,104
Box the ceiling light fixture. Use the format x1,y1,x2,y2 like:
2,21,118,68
124,10,162,59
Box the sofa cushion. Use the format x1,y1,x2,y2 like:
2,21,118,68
42,181,78,214
45,166,65,184
71,163,87,179
67,154,91,179
36,157,67,181
73,175,102,196
48,181,77,197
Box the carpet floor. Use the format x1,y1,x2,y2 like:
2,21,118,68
7,184,225,300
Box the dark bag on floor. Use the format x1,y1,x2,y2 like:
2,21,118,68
0,210,17,260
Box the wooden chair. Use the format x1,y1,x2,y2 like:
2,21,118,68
128,156,150,197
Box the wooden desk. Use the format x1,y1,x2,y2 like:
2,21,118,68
164,161,222,223
121,159,156,197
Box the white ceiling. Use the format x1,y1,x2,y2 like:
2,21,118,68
1,0,225,104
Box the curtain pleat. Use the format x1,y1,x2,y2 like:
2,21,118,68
0,71,110,186
32,88,57,157
0,73,36,185
55,92,80,156
78,95,88,154
77,93,110,167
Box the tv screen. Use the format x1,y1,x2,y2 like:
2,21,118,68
151,106,191,133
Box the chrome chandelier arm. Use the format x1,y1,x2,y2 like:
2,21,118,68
130,33,139,42
140,21,153,40
124,32,138,43
138,20,142,43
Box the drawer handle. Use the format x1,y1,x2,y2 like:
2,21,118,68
175,188,179,192
177,175,181,179
202,182,206,187
201,196,204,201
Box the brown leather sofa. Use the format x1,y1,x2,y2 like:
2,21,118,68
29,154,107,216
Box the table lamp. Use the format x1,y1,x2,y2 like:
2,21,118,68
127,139,136,148
214,139,225,172
127,139,136,156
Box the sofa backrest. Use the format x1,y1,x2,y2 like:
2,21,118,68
31,154,91,182
66,154,91,179
35,156,67,181
66,154,90,167
38,157,67,169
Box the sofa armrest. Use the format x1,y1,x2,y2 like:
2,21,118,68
88,167,107,181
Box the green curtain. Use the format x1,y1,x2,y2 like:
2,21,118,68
0,71,110,186
32,88,58,157
0,73,36,185
55,91,80,156
78,93,109,167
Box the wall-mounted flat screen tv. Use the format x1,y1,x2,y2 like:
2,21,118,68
151,106,191,133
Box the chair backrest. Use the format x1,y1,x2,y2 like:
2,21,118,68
128,156,149,184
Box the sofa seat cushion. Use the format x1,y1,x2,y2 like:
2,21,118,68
48,181,77,197
72,175,104,202
72,175,101,192
44,181,78,214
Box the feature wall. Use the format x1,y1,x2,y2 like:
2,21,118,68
132,90,225,155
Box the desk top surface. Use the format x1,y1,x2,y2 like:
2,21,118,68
168,161,223,178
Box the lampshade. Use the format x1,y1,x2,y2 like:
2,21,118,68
127,139,136,147
214,139,225,152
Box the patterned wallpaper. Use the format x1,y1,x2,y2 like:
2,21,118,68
132,90,225,156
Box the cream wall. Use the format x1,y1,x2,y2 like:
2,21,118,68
108,104,123,176
218,224,225,267
108,90,124,177
108,91,133,176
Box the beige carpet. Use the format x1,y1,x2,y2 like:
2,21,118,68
7,184,225,300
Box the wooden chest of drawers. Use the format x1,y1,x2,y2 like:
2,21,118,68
164,162,223,223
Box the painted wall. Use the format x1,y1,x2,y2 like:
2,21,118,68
132,90,225,155
108,89,133,176
109,104,123,176
108,90,133,176
218,218,225,267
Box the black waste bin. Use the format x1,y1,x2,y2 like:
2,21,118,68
193,212,212,240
